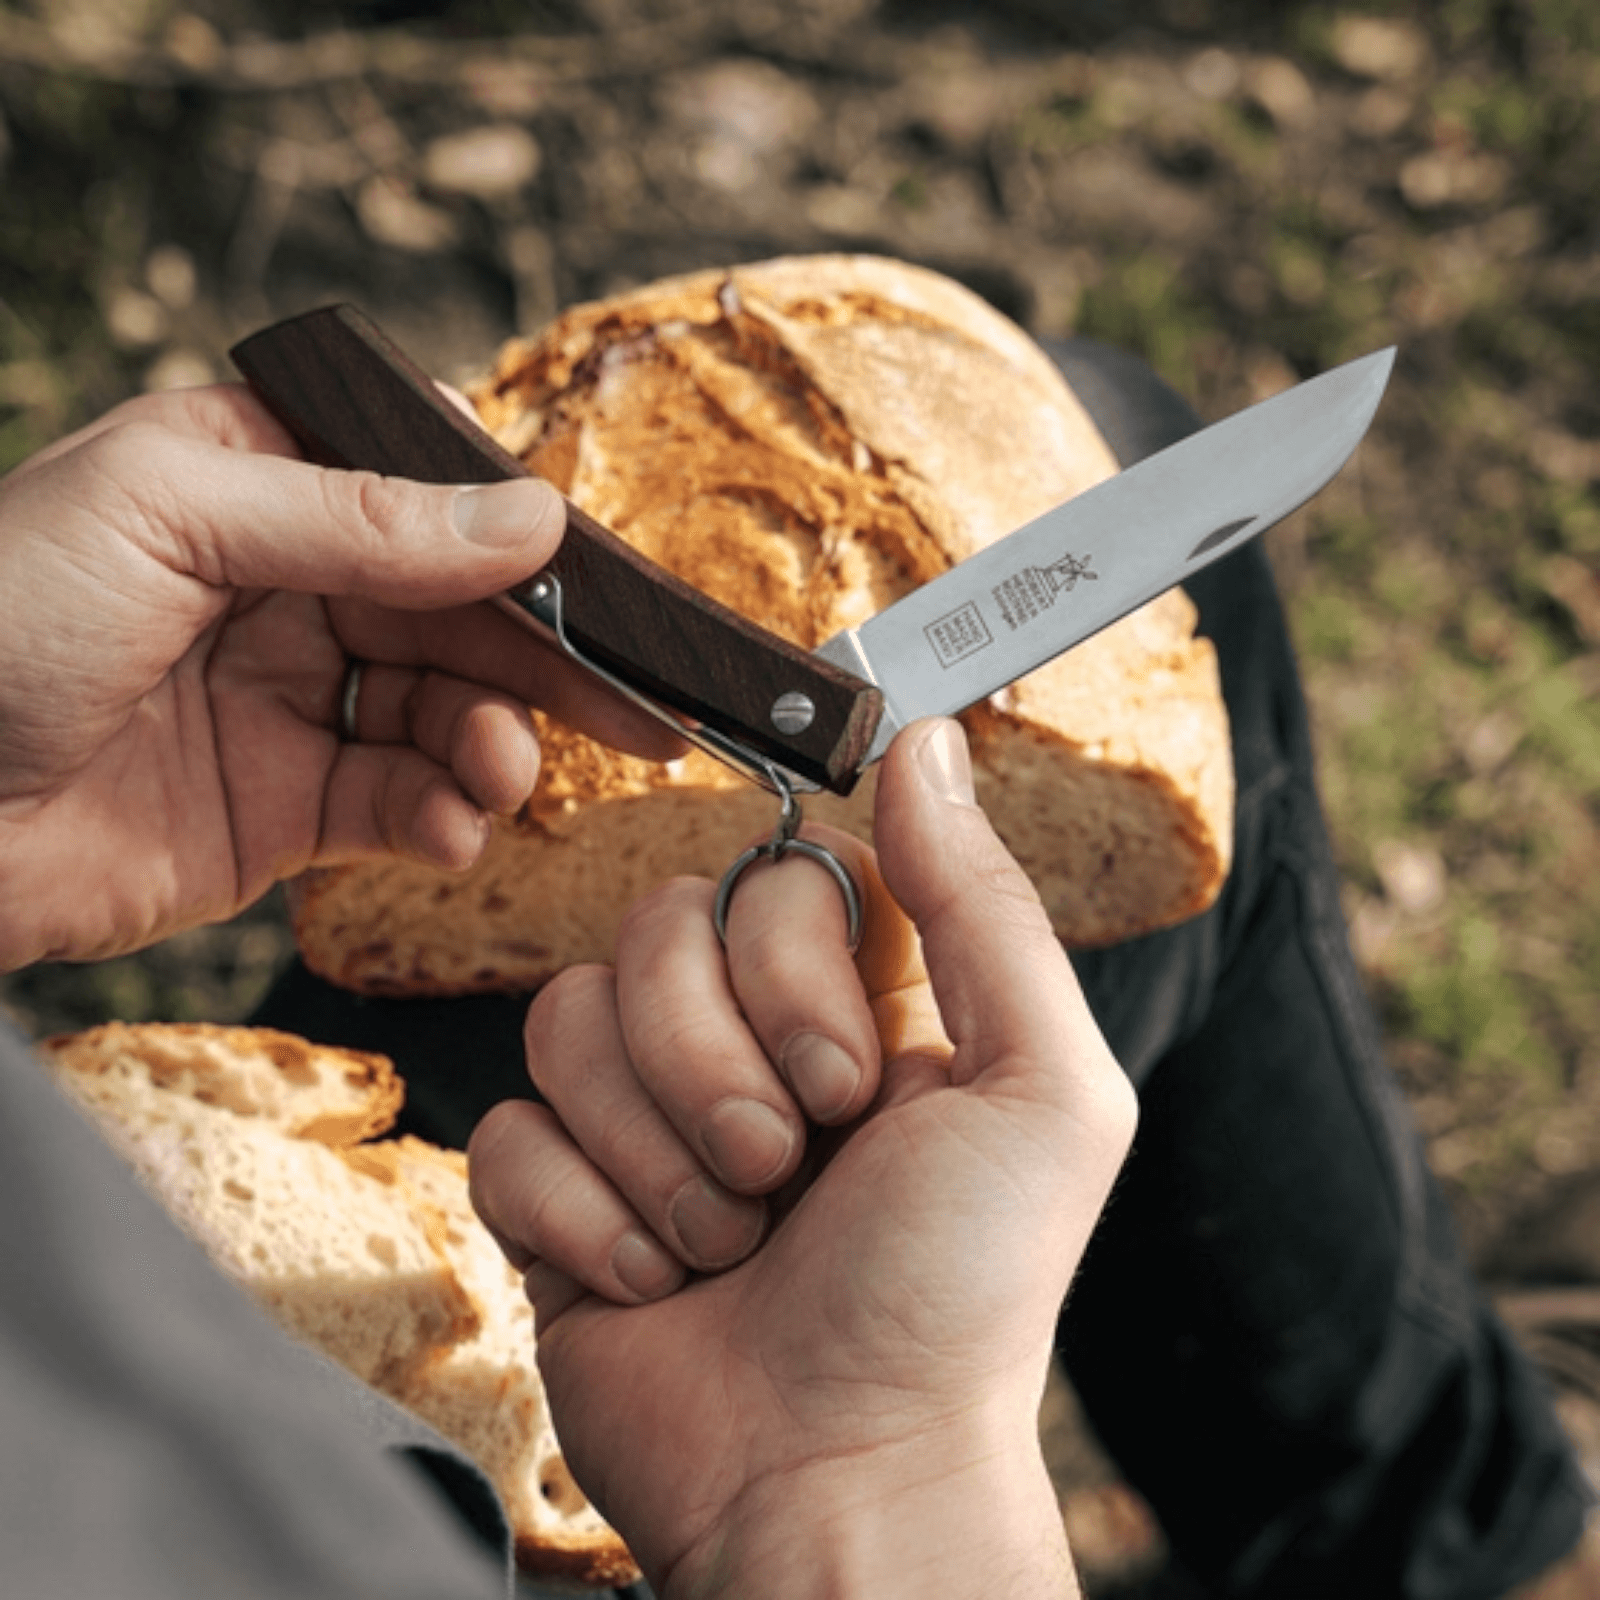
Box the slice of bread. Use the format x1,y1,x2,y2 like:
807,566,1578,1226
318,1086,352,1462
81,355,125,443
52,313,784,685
45,1024,463,1388
48,1020,404,1142
42,1023,638,1588
383,1139,640,1586
290,255,1234,996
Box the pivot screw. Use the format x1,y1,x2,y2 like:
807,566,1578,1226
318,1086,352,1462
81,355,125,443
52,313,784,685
770,692,816,734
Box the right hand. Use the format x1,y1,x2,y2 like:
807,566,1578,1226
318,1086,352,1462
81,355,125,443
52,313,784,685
470,719,1139,1599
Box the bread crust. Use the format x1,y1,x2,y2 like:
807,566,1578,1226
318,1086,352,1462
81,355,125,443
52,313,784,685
292,255,1233,995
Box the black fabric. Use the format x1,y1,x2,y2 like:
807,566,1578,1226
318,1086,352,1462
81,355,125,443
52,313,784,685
1051,336,1588,1597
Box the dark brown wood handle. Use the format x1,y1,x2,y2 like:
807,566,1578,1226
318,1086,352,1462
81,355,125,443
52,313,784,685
229,304,882,794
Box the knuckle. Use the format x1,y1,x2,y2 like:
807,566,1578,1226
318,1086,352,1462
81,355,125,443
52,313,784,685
617,876,710,946
601,1099,673,1179
79,423,172,515
734,928,791,988
1105,1068,1140,1152
465,1098,518,1181
523,965,614,1091
85,419,157,474
322,468,418,549
372,758,427,857
466,1100,546,1220
1082,1041,1140,1153
468,1109,565,1242
532,963,615,1031
638,973,724,1059
75,424,220,575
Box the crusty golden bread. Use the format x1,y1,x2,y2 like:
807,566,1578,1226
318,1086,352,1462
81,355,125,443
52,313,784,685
381,1138,640,1587
42,1022,637,1589
290,255,1233,996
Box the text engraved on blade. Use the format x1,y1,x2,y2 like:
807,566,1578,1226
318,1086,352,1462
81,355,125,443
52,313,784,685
925,602,993,669
992,552,1099,633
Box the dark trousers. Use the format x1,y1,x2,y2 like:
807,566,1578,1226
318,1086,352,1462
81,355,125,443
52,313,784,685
1054,339,1587,1597
253,342,1590,1598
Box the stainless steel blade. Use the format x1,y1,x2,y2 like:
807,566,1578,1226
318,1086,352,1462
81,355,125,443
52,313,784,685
816,346,1395,766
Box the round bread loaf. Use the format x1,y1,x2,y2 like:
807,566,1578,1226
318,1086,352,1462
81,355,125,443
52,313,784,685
291,255,1233,995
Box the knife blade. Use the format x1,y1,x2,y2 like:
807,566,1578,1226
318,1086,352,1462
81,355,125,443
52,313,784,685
232,305,1392,798
817,344,1396,765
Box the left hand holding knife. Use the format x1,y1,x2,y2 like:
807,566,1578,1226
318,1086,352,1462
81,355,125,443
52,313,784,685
468,715,1137,1600
0,382,678,971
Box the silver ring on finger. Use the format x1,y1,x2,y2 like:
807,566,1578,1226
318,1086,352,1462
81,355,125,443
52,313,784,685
713,835,864,954
338,659,365,743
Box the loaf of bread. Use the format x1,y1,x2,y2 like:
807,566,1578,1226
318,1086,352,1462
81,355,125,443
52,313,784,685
292,255,1233,996
43,1022,638,1589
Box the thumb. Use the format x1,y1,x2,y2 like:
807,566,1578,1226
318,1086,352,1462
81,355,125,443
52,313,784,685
110,423,565,608
873,719,1136,1131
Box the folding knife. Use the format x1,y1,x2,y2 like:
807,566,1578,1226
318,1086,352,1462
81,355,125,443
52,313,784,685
232,305,1392,796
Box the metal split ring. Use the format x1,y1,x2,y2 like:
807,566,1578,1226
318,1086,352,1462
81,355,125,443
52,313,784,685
338,659,365,743
713,835,864,954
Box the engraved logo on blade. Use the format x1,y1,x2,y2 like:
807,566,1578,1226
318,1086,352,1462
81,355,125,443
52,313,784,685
925,602,993,668
993,552,1099,633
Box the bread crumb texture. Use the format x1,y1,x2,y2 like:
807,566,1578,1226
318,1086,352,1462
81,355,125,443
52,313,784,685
42,1022,639,1588
292,254,1233,995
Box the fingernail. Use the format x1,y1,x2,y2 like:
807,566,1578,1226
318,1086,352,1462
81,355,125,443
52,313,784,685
781,1033,860,1121
669,1176,765,1268
610,1231,683,1302
703,1098,796,1189
918,718,976,806
453,480,561,548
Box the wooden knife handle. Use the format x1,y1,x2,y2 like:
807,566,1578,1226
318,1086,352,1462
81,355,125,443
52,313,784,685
229,304,881,794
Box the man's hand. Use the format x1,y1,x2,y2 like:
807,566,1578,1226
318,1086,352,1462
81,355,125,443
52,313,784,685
0,384,675,969
469,719,1139,1599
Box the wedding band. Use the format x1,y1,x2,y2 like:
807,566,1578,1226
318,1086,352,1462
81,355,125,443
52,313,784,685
338,659,365,742
713,836,864,954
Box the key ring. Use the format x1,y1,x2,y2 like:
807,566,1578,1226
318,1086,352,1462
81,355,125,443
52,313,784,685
501,572,863,955
712,773,864,954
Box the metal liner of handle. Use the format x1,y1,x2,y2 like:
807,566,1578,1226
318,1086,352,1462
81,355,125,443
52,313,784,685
502,574,863,953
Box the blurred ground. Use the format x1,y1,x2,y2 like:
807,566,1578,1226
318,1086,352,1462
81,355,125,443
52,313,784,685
2,0,1598,1590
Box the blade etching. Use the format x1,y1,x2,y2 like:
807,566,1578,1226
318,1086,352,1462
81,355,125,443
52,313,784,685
924,603,992,669
991,552,1099,633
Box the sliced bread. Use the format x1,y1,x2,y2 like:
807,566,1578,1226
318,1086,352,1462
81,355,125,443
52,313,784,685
42,1022,637,1587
